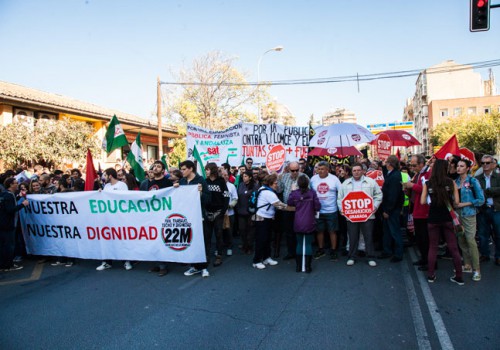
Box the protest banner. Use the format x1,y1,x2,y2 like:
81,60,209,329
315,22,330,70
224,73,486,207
186,123,243,166
19,186,206,263
242,123,309,165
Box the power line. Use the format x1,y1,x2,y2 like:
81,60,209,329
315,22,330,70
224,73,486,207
159,59,500,87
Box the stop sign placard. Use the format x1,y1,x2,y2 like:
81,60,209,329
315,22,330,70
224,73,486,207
342,191,374,223
266,144,286,172
376,133,392,161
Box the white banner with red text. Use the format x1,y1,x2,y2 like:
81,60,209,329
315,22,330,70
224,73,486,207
19,186,206,263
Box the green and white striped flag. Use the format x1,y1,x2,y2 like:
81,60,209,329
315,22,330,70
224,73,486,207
103,115,128,153
126,133,145,182
193,145,206,179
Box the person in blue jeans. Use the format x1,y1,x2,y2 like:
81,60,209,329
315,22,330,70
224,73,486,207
475,154,500,266
379,155,404,262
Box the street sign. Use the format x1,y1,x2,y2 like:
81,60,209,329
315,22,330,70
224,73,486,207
342,191,374,223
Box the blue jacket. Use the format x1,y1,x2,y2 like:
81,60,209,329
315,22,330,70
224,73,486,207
455,175,485,217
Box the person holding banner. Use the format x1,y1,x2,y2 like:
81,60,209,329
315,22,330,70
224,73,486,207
146,161,173,276
96,168,132,272
0,177,29,271
237,171,258,255
338,163,382,267
176,160,211,278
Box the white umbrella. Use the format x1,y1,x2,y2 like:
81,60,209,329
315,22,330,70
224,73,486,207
309,123,376,149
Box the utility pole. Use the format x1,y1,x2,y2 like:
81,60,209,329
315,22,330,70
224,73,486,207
157,76,163,158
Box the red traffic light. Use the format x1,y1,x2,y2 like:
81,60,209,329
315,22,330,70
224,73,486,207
470,0,490,32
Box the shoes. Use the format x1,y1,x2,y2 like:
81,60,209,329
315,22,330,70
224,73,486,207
252,262,266,269
390,257,403,263
158,268,168,277
96,262,111,271
427,275,436,283
124,261,132,270
51,261,64,266
479,255,490,263
413,260,426,266
368,260,377,267
472,271,481,282
149,266,160,273
65,261,74,267
263,257,278,266
226,249,233,256
4,264,23,272
346,259,355,266
184,267,201,276
202,269,210,277
378,253,392,259
213,256,223,267
313,250,325,260
450,275,465,286
330,251,338,261
283,254,295,260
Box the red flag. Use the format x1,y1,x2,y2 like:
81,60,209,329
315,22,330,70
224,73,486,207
84,149,97,191
396,148,401,160
434,135,460,160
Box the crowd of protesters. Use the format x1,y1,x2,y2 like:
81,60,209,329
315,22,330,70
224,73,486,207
1,153,499,286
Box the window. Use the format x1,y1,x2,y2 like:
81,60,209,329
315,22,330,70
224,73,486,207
467,107,476,115
440,109,448,117
453,107,462,116
483,107,490,114
147,145,157,161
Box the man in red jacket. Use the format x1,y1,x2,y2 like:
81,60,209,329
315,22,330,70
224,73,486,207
405,155,432,270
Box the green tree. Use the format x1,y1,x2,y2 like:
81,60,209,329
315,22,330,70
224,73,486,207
0,117,100,170
430,112,500,155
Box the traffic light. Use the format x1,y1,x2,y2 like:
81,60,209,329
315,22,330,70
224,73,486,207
470,0,490,32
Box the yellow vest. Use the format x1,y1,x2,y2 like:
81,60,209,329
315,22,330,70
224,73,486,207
401,172,409,207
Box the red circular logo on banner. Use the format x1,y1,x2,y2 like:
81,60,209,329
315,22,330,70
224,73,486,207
319,130,328,137
266,144,286,172
351,134,361,142
317,182,329,194
342,191,374,223
162,213,193,251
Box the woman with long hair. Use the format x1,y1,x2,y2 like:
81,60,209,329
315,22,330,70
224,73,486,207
124,173,140,191
237,171,258,254
455,159,485,281
287,175,321,272
421,159,463,285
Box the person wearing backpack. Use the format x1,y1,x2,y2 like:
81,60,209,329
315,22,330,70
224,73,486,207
1,177,29,271
252,174,290,270
455,159,485,281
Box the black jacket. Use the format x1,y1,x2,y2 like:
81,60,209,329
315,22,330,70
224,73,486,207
179,174,210,219
205,176,229,214
0,191,25,229
381,169,404,214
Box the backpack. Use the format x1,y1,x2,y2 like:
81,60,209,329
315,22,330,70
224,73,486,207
247,187,271,215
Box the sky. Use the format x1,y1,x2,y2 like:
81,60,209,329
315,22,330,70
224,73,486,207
1,0,499,128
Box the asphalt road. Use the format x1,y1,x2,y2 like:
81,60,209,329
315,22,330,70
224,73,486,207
1,245,499,350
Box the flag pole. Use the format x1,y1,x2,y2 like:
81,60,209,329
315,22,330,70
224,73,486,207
157,76,163,158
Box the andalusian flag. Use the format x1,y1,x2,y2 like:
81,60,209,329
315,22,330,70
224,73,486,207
161,154,169,171
103,115,128,153
193,145,206,178
126,133,145,182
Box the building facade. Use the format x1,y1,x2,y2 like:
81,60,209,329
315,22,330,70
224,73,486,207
411,60,499,154
0,81,178,169
322,108,357,125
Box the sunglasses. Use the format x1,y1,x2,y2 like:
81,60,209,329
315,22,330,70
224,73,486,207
290,169,299,172
482,162,491,165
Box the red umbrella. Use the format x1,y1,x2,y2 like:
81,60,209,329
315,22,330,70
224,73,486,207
368,130,421,147
308,146,362,157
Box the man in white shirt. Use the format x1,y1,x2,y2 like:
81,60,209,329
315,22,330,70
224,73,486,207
310,161,342,261
221,169,238,256
96,168,130,271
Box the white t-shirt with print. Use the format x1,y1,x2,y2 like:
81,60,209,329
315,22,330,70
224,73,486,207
226,181,238,216
310,173,341,213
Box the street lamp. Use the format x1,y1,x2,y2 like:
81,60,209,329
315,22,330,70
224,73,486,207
257,45,284,123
